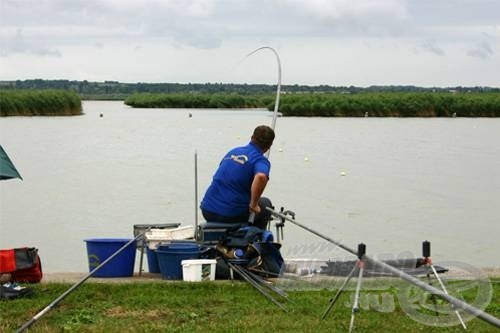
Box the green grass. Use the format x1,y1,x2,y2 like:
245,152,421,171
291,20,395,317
1,281,498,332
0,89,82,116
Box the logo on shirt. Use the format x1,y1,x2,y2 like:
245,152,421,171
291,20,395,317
226,154,248,165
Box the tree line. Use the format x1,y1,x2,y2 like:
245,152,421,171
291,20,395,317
1,79,498,98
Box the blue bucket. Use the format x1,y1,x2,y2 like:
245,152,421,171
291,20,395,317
156,243,201,280
146,247,160,273
84,238,136,277
157,242,199,252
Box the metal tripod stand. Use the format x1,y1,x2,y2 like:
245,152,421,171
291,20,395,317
321,243,366,333
422,240,467,329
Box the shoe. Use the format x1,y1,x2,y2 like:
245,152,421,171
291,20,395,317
0,282,33,300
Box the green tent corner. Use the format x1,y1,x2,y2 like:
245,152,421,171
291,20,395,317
0,145,23,181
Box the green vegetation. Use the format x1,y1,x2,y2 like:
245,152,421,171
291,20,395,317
276,92,500,117
1,80,499,117
1,281,498,332
0,90,82,116
125,93,273,109
1,79,498,100
125,92,500,117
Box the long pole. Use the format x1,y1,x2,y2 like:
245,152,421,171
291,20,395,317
266,208,500,329
227,260,287,312
194,150,199,238
245,46,281,157
16,231,148,332
246,46,281,224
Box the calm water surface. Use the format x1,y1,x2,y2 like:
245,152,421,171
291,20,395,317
1,101,499,272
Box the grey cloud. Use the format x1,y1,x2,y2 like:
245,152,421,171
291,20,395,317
172,31,222,50
467,40,494,59
274,0,410,37
0,0,221,50
419,40,445,56
0,0,499,53
0,29,61,57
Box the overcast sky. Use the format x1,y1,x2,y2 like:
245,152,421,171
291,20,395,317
0,0,499,87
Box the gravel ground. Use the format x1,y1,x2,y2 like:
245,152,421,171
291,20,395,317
41,267,500,284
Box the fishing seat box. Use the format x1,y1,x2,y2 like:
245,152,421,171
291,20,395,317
198,222,246,243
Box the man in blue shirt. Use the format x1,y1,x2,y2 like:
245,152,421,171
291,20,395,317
201,125,275,229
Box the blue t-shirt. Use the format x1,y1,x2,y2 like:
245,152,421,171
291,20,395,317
201,142,271,217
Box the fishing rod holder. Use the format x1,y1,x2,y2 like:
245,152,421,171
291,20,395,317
423,240,431,259
322,243,367,333
357,243,366,260
265,207,500,329
420,240,467,329
275,207,294,242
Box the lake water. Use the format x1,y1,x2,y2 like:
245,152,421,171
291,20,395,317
1,101,499,272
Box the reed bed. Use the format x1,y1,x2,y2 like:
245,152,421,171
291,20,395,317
125,92,500,117
0,90,82,116
125,92,272,109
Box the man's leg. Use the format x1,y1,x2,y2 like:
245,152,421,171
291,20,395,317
201,209,248,224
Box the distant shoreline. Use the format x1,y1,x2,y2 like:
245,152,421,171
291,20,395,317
2,90,500,117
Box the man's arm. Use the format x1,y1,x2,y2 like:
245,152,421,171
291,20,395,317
249,172,268,214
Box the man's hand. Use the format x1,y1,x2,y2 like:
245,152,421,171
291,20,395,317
249,203,261,214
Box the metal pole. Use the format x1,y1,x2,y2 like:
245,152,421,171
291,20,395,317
16,231,149,333
430,264,467,329
266,208,500,329
245,46,281,157
349,262,365,333
227,260,287,312
321,262,358,320
194,150,199,239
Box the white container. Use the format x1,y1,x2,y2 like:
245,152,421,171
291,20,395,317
145,226,195,249
181,259,217,282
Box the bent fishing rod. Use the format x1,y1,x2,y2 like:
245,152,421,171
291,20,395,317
245,46,282,143
266,207,500,329
246,46,281,224
16,230,150,333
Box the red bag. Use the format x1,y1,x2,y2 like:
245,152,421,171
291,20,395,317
0,248,43,283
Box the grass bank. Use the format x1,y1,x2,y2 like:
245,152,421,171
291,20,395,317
1,281,498,332
0,90,82,116
125,92,500,117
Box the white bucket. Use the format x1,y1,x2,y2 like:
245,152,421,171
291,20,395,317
181,259,217,282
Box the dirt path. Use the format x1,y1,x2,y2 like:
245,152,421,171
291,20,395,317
41,266,500,284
